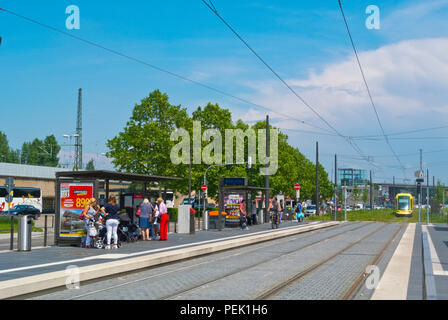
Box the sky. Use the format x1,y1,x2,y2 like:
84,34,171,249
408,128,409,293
1,0,448,185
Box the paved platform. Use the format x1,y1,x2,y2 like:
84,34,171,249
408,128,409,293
368,222,448,300
0,220,338,299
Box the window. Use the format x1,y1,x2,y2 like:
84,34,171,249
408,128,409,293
0,187,6,197
398,197,410,210
13,188,41,198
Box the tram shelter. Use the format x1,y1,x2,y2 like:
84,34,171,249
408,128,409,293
217,177,271,230
55,170,181,245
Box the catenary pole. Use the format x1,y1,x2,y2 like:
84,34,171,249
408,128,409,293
316,142,320,217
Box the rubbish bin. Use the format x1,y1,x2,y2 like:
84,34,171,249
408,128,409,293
18,214,32,252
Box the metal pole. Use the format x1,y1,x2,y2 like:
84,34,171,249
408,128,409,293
265,115,270,225
344,186,347,222
370,170,373,210
334,154,337,221
10,216,14,251
316,142,320,217
427,169,430,225
419,149,422,224
44,215,48,247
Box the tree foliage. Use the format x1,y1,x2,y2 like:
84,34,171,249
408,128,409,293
106,89,334,200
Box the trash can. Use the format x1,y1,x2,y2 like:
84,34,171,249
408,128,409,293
18,214,32,252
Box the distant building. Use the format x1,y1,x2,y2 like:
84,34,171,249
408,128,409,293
338,168,368,187
0,162,72,211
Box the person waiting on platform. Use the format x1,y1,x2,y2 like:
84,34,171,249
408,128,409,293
139,199,153,241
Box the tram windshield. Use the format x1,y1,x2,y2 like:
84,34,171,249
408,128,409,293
397,197,410,210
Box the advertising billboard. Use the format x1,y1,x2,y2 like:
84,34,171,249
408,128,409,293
59,182,94,238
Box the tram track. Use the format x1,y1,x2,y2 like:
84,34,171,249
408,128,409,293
342,223,406,300
56,222,357,300
253,223,391,300
161,222,375,300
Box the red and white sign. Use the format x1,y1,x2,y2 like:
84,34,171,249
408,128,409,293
294,184,301,191
201,185,208,192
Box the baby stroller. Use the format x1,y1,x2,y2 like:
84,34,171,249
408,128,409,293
93,219,122,249
118,213,141,243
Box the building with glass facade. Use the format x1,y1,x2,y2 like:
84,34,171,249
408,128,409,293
338,168,368,187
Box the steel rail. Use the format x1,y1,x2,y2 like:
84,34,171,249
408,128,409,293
342,223,406,300
254,223,389,300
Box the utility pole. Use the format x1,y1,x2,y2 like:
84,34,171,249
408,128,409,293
418,149,422,224
427,169,430,225
316,142,320,217
370,170,373,210
334,154,337,221
344,186,347,222
265,115,270,225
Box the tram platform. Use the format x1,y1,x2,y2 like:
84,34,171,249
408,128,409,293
0,220,339,299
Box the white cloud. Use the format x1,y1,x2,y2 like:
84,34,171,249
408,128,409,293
243,37,448,136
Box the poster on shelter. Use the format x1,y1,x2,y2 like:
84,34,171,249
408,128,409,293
59,182,94,237
224,194,243,217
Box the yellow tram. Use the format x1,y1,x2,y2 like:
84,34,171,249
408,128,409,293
395,193,414,217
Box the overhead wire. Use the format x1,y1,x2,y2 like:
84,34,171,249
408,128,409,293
200,0,378,168
338,0,406,177
0,7,333,136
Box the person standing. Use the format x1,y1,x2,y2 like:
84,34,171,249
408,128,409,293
82,198,99,248
239,199,248,231
103,195,120,250
279,199,284,224
158,198,169,241
269,197,280,225
139,199,153,241
152,202,160,240
251,200,258,225
295,202,304,223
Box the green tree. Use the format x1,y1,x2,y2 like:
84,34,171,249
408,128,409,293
107,90,191,193
21,135,61,167
352,185,360,202
85,159,95,171
0,131,20,163
435,180,445,204
362,187,369,207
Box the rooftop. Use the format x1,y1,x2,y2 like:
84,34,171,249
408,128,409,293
0,162,71,180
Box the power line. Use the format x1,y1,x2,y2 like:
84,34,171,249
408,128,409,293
338,0,406,176
350,124,448,139
200,0,378,168
0,7,331,135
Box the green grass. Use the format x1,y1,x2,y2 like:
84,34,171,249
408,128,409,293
307,209,448,224
0,216,43,234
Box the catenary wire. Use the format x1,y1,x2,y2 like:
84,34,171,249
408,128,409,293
200,0,378,168
338,0,406,176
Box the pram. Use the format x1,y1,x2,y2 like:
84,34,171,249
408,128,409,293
93,222,122,249
118,213,141,243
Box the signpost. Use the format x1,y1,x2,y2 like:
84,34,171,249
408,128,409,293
294,184,301,202
4,178,15,251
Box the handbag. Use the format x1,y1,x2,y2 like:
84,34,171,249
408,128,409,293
89,226,97,237
136,207,141,217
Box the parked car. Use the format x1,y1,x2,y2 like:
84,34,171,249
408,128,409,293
305,205,317,217
5,205,41,219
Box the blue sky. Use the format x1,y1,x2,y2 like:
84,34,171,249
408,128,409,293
1,0,448,185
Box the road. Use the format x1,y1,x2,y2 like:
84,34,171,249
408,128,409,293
28,222,408,300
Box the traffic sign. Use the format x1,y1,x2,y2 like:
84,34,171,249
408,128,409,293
201,185,207,192
294,184,301,191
